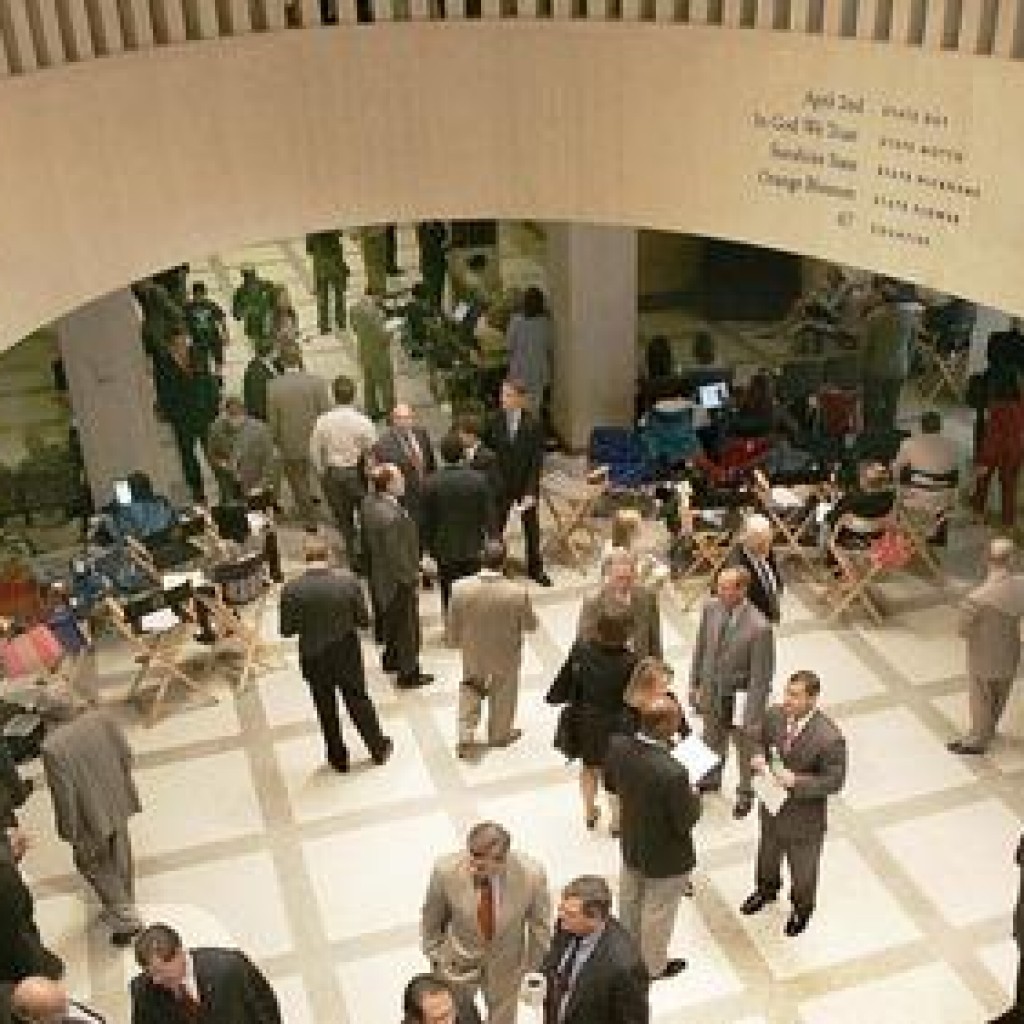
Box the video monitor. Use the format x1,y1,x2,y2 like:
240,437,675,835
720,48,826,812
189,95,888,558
113,479,133,506
698,381,730,410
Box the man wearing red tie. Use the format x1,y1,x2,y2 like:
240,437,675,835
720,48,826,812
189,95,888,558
740,670,848,937
421,822,551,1024
129,924,281,1024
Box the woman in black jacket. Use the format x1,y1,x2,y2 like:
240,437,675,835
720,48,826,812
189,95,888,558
546,609,637,831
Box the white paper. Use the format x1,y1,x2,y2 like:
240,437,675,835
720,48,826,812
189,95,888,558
161,571,205,590
752,771,788,816
731,689,747,727
246,511,269,533
672,733,721,782
139,608,180,633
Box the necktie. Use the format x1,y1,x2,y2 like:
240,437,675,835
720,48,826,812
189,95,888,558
176,986,201,1019
783,718,798,753
403,430,424,478
545,937,581,1024
477,876,495,942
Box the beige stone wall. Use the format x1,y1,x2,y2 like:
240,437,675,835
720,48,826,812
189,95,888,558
0,23,1021,345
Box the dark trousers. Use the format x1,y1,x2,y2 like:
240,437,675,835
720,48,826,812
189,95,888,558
381,581,420,679
438,557,481,615
322,466,366,571
973,459,1022,528
755,811,825,916
170,420,206,501
498,498,544,578
300,637,387,767
315,270,347,332
861,376,903,433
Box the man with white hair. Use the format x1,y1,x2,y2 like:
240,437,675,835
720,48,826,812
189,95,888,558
724,513,784,624
948,538,1024,755
578,548,662,660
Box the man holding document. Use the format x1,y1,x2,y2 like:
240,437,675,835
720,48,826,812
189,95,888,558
604,696,702,981
741,670,847,937
689,567,775,819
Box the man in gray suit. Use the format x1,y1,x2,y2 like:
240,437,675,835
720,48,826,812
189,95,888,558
362,464,433,689
265,345,331,531
689,566,775,819
421,821,551,1024
740,670,847,937
206,396,279,504
578,549,662,660
41,709,143,946
447,540,538,759
949,537,1024,755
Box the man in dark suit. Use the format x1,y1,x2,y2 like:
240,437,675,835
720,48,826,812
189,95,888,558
724,513,784,624
989,832,1024,1023
457,412,501,532
484,379,551,587
740,669,847,937
578,550,662,660
401,973,482,1024
374,403,437,534
0,824,63,983
689,566,775,819
130,923,281,1024
604,697,701,981
362,465,434,689
279,538,392,772
241,338,281,423
420,432,494,614
540,875,648,1024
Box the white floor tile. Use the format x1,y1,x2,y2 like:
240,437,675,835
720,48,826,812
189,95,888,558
35,893,91,999
877,799,1022,927
856,605,967,683
336,946,427,1024
267,974,315,1024
132,749,266,857
135,852,293,958
708,839,920,980
122,695,242,756
797,963,985,1023
838,706,974,810
536,600,586,654
978,939,1019,997
303,812,459,940
274,719,436,822
932,691,1024,770
775,632,885,706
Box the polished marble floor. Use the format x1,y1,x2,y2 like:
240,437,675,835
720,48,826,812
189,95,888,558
11,234,1024,1023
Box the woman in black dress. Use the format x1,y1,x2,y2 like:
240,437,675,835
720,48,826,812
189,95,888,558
546,609,637,831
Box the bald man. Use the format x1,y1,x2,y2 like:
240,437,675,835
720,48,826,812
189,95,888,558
9,975,104,1024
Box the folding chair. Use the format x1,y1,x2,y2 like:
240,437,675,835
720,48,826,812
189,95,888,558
540,467,609,572
104,589,208,726
819,516,912,624
752,470,826,581
895,466,959,579
671,506,740,610
916,328,970,403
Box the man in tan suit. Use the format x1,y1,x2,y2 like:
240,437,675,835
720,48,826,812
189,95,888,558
578,548,662,660
949,537,1024,755
447,540,537,758
41,709,143,946
421,821,551,1024
689,566,775,819
266,345,331,531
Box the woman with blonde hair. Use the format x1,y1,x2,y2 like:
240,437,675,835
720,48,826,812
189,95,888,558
623,657,688,738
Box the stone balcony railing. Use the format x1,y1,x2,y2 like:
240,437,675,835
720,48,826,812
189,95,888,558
0,0,1020,76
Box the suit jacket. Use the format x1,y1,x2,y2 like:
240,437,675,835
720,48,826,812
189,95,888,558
265,370,331,461
689,598,774,729
725,546,784,625
373,425,436,521
420,466,494,565
447,571,538,681
361,494,420,608
604,733,701,878
421,850,552,985
758,705,846,840
1014,833,1023,944
241,357,279,422
483,409,544,500
540,920,649,1024
577,586,662,661
130,947,281,1024
279,566,369,659
0,838,63,982
41,710,141,849
958,569,1024,681
468,444,502,531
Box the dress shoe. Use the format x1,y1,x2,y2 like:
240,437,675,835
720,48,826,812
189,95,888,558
491,728,523,748
784,909,811,937
530,572,554,588
653,958,687,980
947,740,986,755
381,656,398,673
193,631,218,645
739,892,775,916
328,759,350,774
456,742,484,762
372,737,394,766
420,574,435,591
696,778,721,794
396,672,434,689
733,796,754,819
111,927,142,948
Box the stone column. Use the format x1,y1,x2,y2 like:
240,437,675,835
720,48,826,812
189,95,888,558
546,223,638,451
56,289,184,507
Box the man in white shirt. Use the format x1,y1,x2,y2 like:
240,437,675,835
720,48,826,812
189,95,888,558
309,374,377,573
892,410,959,544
